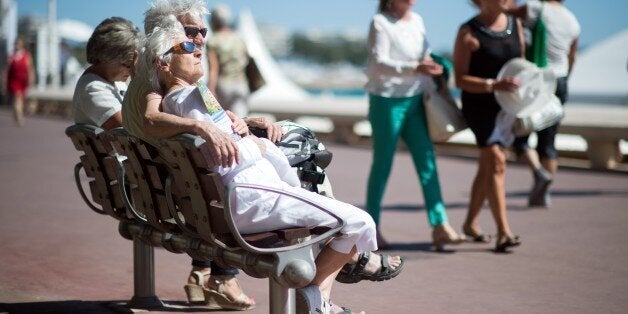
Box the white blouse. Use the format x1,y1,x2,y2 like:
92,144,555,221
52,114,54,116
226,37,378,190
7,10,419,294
365,11,432,98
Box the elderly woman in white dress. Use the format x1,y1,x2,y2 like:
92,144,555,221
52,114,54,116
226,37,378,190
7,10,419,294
136,23,404,313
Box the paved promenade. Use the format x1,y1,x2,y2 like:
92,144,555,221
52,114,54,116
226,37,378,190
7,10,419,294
1,110,627,313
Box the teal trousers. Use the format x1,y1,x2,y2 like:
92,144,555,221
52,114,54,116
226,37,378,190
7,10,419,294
366,94,448,227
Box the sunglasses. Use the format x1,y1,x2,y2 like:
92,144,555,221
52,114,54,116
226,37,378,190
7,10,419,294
163,41,196,55
184,26,208,38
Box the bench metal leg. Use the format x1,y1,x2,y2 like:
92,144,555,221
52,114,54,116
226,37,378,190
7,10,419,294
269,277,295,314
127,236,164,309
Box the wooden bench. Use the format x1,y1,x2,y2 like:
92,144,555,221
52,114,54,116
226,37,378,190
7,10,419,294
66,124,344,313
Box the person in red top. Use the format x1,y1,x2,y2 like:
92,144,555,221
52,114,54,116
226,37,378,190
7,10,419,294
3,38,35,126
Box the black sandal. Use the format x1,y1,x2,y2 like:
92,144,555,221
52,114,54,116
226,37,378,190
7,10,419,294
495,235,521,253
463,225,492,243
335,251,405,284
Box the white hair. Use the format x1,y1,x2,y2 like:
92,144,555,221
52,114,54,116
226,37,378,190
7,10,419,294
135,21,186,92
144,0,208,35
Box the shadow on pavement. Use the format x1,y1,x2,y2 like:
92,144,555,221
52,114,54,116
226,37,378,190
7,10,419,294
0,300,219,314
507,188,628,198
356,202,470,212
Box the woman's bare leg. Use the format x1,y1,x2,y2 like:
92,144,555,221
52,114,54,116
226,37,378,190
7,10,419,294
312,246,356,300
463,147,491,232
484,145,512,236
12,93,24,126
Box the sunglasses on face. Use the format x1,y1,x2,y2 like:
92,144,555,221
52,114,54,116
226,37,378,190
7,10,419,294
163,41,196,55
184,26,208,38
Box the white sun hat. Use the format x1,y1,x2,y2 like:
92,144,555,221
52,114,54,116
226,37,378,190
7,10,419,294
494,58,558,116
495,58,564,136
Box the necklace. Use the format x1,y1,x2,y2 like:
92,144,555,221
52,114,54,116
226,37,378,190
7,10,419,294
472,15,513,38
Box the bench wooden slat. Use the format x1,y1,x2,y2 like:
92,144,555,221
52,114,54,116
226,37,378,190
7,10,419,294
102,156,119,182
198,172,224,204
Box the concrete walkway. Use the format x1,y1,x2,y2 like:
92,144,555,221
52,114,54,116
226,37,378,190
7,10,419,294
1,110,627,313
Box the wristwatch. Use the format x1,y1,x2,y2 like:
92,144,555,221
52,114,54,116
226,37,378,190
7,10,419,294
485,79,495,92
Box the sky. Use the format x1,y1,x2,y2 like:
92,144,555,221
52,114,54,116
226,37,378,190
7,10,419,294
14,0,628,53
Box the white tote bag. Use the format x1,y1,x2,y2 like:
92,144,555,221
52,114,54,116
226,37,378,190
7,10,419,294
423,77,467,142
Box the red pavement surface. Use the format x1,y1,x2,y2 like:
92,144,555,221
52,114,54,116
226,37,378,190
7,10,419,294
1,109,627,314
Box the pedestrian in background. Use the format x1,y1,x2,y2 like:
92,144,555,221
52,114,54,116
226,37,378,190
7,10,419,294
453,0,523,252
207,3,251,118
2,38,34,126
509,0,580,207
364,0,465,251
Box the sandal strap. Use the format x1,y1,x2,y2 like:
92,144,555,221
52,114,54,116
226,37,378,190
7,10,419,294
211,275,252,304
353,251,370,275
191,270,209,286
379,253,390,273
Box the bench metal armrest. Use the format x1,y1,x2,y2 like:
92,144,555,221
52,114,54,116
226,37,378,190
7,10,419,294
73,162,106,215
114,153,148,224
223,182,345,254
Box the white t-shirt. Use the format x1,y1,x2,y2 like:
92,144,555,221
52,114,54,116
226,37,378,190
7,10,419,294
527,0,580,77
365,11,432,98
72,72,124,127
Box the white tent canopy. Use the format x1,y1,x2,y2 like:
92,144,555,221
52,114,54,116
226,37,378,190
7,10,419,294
57,19,93,42
569,29,628,103
236,9,309,104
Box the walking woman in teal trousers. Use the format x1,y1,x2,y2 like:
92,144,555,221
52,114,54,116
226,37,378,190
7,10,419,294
365,0,464,251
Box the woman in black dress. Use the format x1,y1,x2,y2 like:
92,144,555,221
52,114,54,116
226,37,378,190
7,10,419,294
453,0,523,252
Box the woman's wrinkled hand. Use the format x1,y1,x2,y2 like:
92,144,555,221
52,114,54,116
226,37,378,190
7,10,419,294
197,122,239,168
226,110,249,136
245,116,283,143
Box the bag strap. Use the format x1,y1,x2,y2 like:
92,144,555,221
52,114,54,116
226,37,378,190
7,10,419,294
526,1,548,68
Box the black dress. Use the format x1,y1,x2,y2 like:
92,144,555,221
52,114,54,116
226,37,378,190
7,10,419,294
461,15,521,147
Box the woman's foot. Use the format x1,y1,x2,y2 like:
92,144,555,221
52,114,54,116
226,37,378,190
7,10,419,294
336,251,404,283
462,223,492,243
432,222,465,251
495,233,521,253
184,269,210,304
205,275,256,310
184,269,255,310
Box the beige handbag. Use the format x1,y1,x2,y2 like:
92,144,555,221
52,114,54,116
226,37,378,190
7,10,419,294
423,76,467,142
